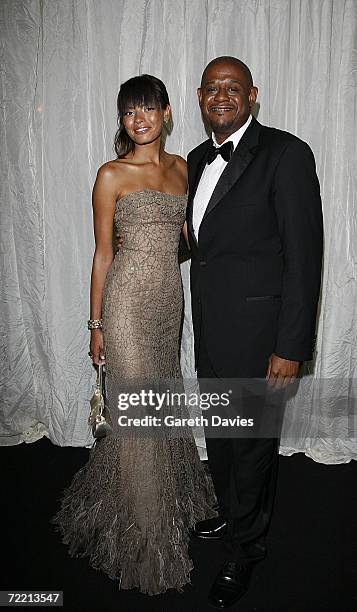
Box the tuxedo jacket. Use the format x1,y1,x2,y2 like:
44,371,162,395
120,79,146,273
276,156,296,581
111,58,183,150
186,116,323,377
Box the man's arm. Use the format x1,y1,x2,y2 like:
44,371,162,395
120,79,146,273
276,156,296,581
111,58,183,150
272,138,323,363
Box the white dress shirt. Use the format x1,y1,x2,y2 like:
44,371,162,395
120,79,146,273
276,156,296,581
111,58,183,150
192,114,252,240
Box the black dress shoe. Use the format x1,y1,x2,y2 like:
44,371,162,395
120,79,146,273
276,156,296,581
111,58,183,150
192,516,227,539
208,560,254,608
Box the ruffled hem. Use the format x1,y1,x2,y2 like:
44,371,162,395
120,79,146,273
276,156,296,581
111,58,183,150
52,436,217,595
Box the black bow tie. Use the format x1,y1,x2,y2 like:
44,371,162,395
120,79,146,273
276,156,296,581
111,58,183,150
207,141,234,165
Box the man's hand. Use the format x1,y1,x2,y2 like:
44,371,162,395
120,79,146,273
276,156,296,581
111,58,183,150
266,353,300,389
115,232,123,253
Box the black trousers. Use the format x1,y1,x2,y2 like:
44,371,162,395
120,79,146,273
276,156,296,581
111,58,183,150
197,331,284,563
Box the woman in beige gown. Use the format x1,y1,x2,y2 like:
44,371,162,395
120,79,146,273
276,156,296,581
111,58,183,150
52,74,217,595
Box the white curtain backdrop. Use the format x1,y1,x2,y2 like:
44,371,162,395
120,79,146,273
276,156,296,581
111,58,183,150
1,0,356,463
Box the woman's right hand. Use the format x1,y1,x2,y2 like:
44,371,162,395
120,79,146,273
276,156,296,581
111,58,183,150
89,329,105,365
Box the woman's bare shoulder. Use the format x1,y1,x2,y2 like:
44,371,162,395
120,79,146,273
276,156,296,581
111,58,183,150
164,153,187,178
169,153,187,168
95,159,135,193
96,158,128,179
170,154,187,187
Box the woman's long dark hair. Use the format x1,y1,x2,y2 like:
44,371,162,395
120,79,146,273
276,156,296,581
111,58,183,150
114,74,170,158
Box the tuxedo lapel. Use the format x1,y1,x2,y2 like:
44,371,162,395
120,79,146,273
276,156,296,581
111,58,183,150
201,117,261,223
190,143,211,201
187,141,211,244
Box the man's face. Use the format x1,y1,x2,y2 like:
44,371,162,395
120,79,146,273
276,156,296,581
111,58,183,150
198,61,258,143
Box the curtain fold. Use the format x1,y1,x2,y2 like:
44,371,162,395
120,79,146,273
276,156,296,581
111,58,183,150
1,0,356,462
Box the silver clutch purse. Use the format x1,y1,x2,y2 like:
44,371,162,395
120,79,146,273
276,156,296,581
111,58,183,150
88,363,112,439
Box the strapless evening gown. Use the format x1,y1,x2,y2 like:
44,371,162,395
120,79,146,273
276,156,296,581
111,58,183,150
52,190,217,595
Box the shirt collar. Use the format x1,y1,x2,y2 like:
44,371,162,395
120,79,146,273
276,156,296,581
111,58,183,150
212,114,252,150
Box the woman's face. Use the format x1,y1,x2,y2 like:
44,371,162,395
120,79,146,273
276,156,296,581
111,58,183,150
122,103,170,146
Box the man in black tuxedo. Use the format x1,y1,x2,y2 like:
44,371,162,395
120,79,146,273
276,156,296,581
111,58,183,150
187,56,323,608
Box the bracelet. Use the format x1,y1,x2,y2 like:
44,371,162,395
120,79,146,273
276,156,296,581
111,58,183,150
88,319,103,330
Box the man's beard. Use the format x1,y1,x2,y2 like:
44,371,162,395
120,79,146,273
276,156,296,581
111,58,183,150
209,117,236,133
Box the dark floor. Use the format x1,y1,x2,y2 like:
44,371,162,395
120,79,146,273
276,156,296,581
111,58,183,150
1,437,356,612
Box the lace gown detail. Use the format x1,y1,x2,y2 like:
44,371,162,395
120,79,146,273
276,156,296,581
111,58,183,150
52,190,217,595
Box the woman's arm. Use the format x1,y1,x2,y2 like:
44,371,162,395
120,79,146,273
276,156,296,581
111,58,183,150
174,156,191,263
182,221,190,249
89,164,118,364
178,222,191,264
